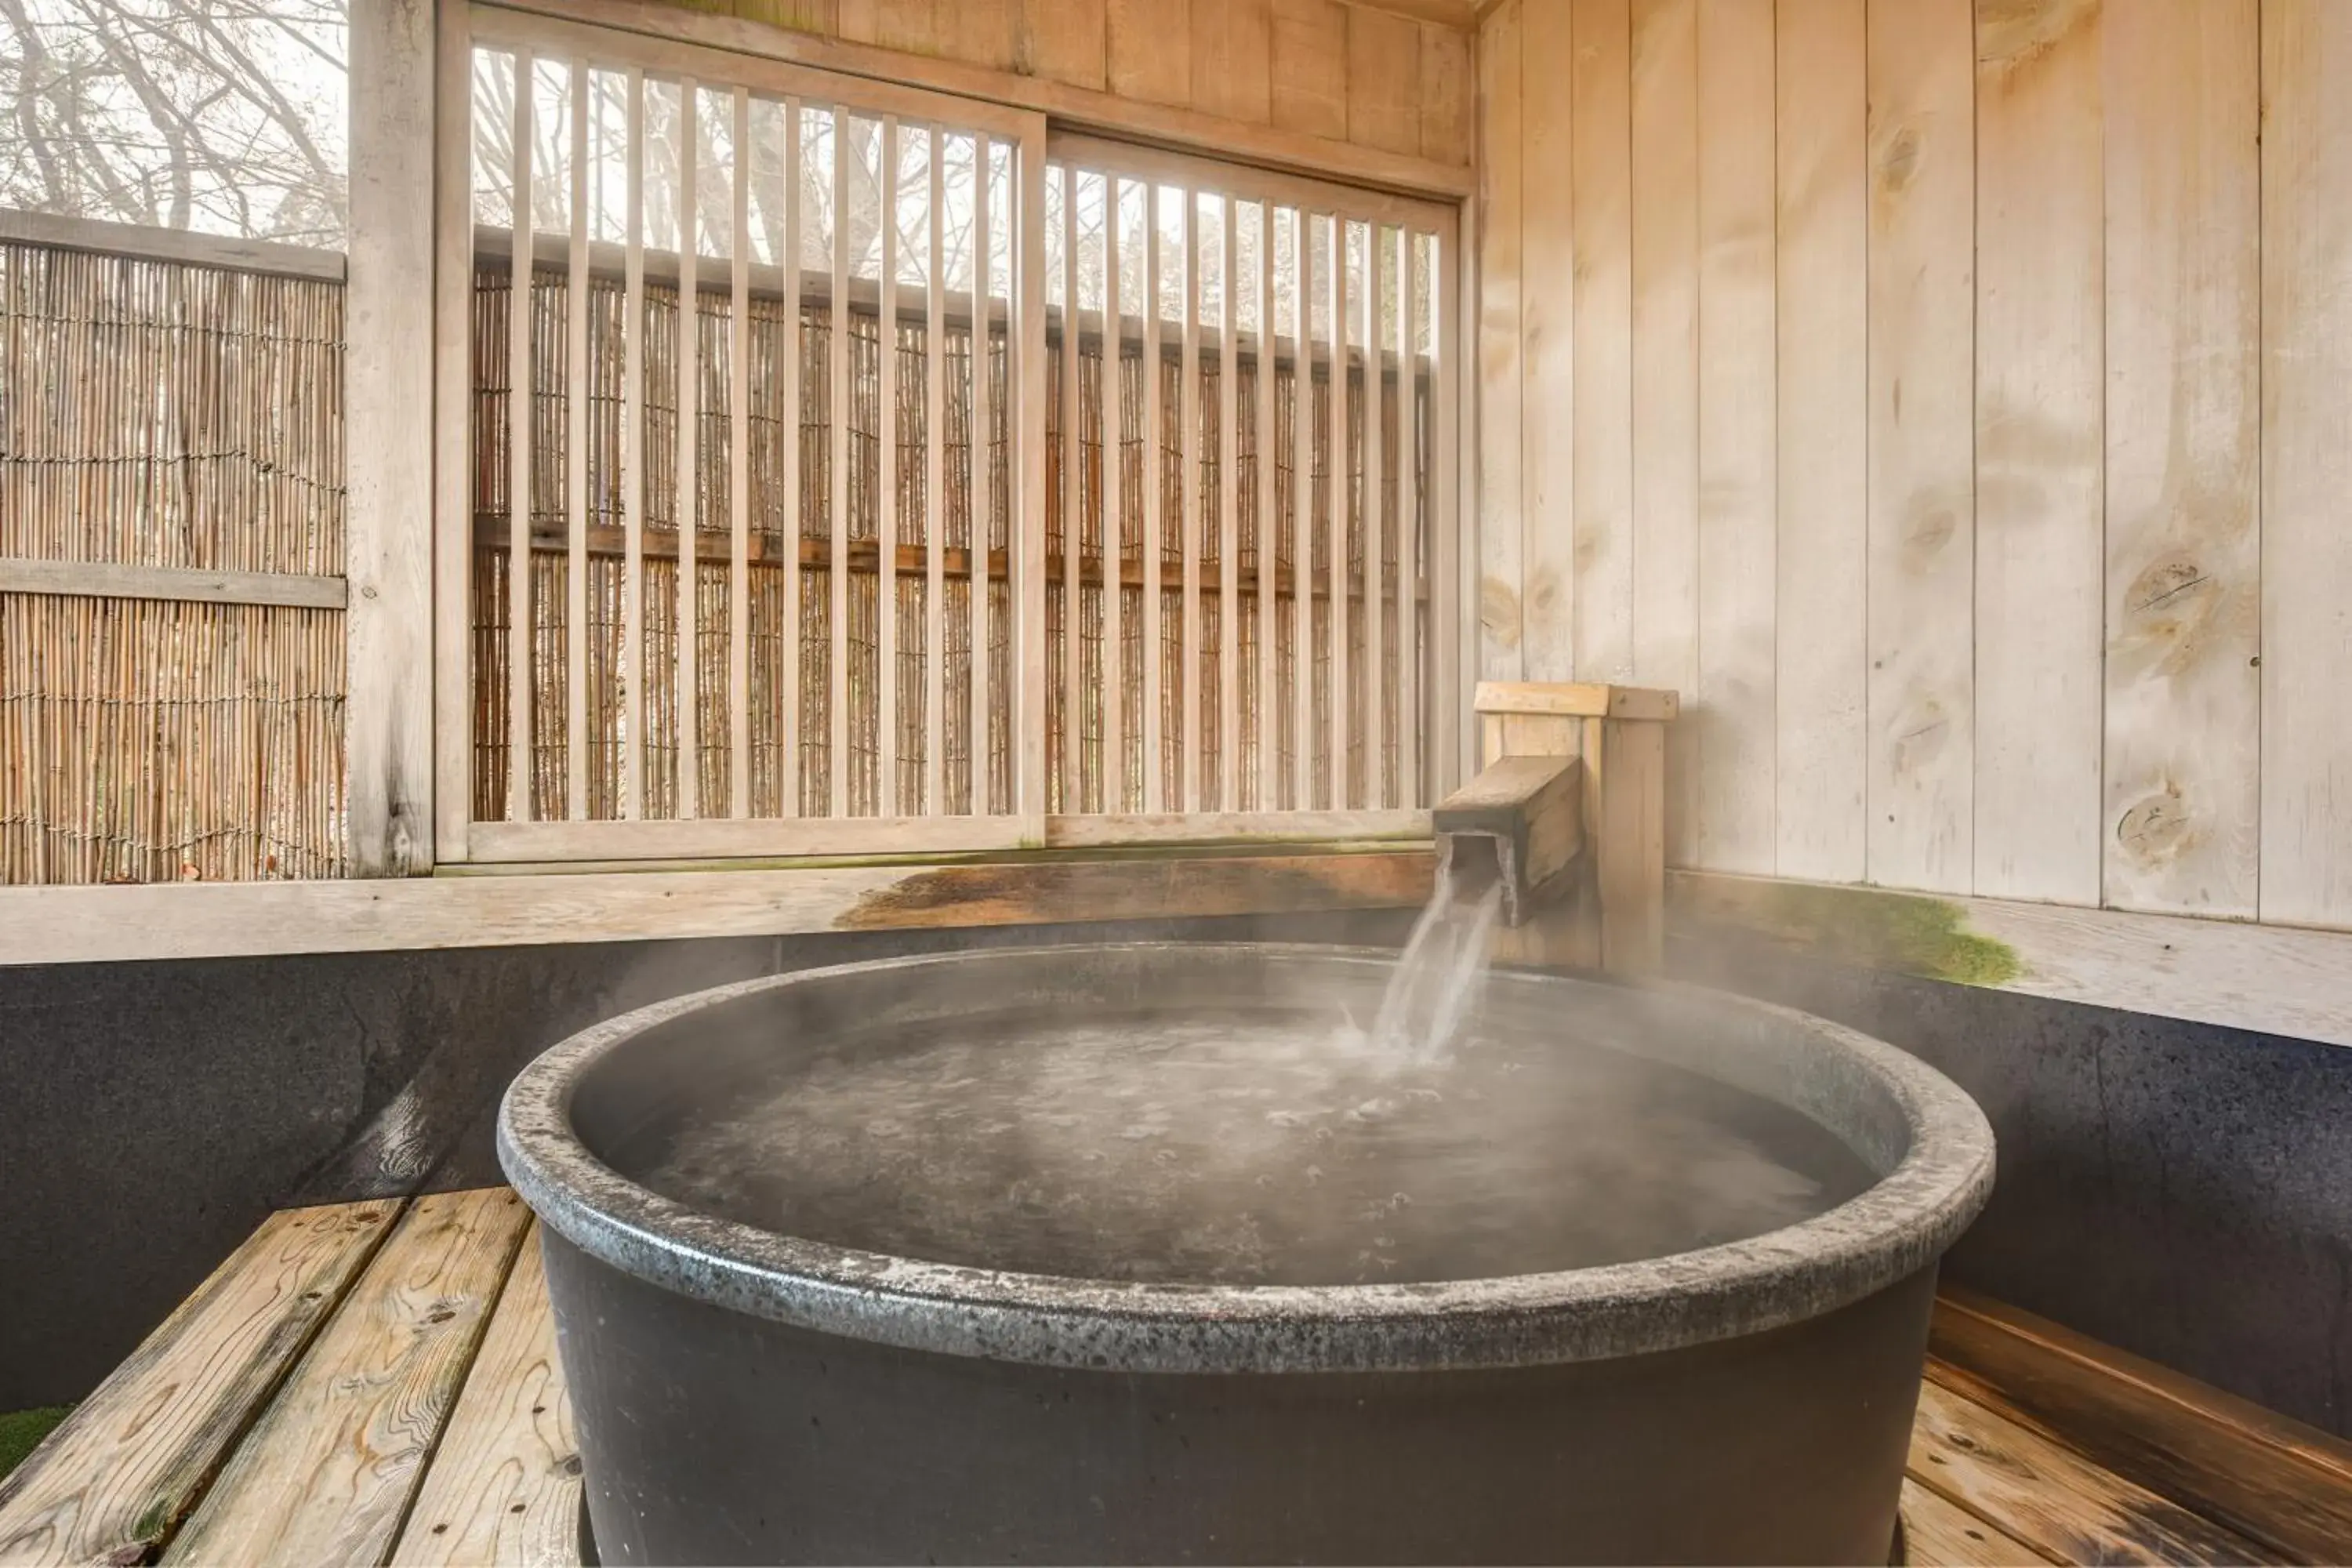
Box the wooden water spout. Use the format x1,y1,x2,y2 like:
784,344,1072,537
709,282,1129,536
1471,681,1679,976
1432,755,1583,927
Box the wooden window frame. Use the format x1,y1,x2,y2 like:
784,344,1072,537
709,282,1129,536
421,0,1466,870
433,2,1051,866
1033,132,1465,848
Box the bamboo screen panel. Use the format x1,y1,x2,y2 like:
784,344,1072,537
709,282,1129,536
1042,143,1451,829
0,239,347,884
456,14,1037,862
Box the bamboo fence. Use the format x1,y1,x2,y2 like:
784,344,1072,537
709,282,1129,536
0,238,348,884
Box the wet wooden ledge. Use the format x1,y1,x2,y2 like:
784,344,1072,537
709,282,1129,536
1668,869,2352,1051
0,844,1436,968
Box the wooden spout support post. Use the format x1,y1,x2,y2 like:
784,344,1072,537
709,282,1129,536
1473,681,1679,976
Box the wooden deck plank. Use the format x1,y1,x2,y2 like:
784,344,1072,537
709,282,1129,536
162,1190,532,1568
27,1182,2346,1568
1908,1380,2287,1566
0,1200,403,1567
390,1227,582,1568
1929,1291,2352,1564
1900,1475,2050,1566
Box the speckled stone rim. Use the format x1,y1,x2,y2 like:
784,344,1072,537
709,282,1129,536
499,942,1994,1376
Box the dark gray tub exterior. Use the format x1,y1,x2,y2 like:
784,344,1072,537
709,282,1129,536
498,943,1996,1565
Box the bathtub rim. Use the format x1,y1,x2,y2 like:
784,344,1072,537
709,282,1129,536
496,941,1994,1375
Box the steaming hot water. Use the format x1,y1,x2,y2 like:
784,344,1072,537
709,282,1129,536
626,872,1872,1287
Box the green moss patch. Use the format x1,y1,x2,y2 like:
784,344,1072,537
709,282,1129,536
0,1405,71,1483
1678,878,2024,989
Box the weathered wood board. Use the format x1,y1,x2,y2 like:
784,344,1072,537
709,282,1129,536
1668,866,2352,1050
1570,0,1633,684
162,1190,535,1566
1863,0,1974,895
2259,0,2352,931
1908,1380,2282,1566
1771,0,1867,885
0,1201,402,1566
1971,0,2103,906
1626,0,1700,870
0,847,1435,967
1474,0,1525,681
1692,0,1777,876
1929,1290,2352,1564
390,1229,583,1568
1899,1475,2043,1567
2100,0,2259,920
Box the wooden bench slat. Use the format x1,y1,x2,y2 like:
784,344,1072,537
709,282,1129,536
1909,1381,2285,1566
389,1226,582,1568
160,1189,532,1568
1929,1289,2352,1564
1900,1475,2052,1566
0,1199,403,1568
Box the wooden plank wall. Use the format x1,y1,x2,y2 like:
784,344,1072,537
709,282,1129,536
1477,0,2352,933
652,0,1474,166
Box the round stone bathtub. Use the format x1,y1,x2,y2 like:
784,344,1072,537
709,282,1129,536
497,942,1994,1566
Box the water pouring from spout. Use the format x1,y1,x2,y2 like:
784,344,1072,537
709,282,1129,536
1370,852,1505,1062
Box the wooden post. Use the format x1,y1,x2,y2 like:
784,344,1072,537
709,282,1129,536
347,0,437,874
1473,679,1676,975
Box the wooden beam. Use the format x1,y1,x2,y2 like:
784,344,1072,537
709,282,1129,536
1042,810,1429,848
0,558,347,611
1927,1287,2352,1565
0,847,1435,967
478,0,1474,194
1668,868,2352,1051
1474,679,1679,721
345,0,438,876
1339,0,1476,30
0,209,345,282
1906,1381,2277,1565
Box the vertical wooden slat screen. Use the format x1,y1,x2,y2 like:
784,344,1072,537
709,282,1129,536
450,10,1044,860
1399,226,1421,808
1363,221,1386,809
1328,211,1350,811
826,104,851,822
567,61,591,820
1298,205,1317,808
1142,186,1165,814
445,14,1446,861
622,67,646,822
1180,191,1203,813
970,132,992,818
506,48,534,823
675,76,700,822
1058,161,1081,813
1104,176,1127,811
728,88,752,821
925,136,946,817
879,115,901,816
1218,198,1240,812
1256,198,1277,811
1036,135,1459,840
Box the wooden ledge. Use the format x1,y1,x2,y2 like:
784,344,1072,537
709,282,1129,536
0,845,1434,968
1668,869,2352,1051
1474,681,1680,722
